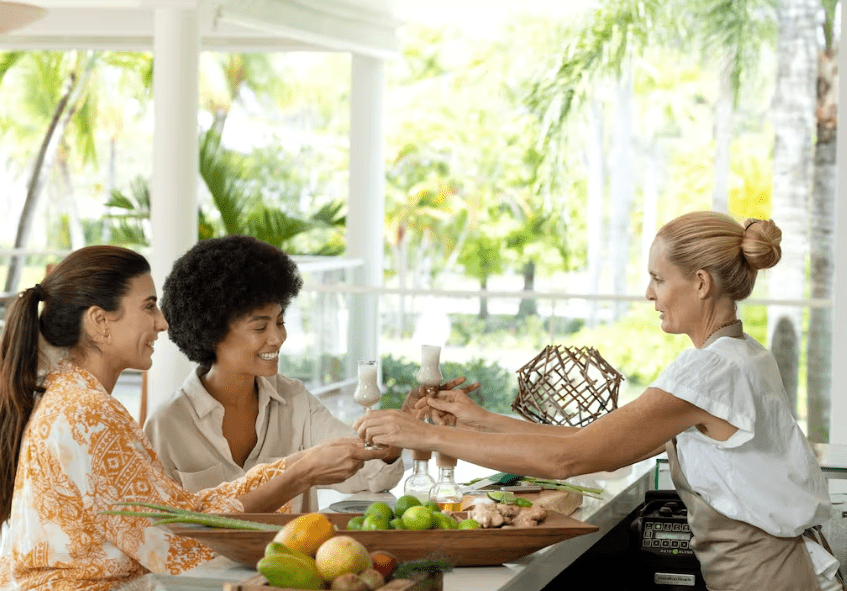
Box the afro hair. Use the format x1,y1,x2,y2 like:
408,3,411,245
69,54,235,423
161,235,303,367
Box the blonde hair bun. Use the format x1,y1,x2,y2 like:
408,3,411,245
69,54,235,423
741,218,782,271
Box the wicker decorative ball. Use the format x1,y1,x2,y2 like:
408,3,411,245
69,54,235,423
512,345,624,427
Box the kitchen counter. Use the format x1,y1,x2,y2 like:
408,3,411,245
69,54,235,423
122,458,655,591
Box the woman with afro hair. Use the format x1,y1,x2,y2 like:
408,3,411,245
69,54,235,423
143,235,405,512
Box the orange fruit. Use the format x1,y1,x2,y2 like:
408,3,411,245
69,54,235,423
273,513,335,557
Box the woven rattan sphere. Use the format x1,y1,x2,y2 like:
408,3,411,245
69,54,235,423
512,345,624,427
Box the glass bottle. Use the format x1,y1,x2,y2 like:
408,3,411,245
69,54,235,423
403,450,436,503
429,452,463,512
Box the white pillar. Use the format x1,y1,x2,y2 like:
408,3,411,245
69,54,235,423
831,2,847,443
148,8,199,417
346,54,385,373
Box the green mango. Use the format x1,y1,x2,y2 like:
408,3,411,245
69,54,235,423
257,554,326,589
264,541,313,562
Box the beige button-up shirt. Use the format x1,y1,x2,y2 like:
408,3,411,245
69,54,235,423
143,367,404,513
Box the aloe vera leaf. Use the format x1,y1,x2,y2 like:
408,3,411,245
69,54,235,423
103,507,281,531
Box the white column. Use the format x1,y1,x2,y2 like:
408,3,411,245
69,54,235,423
346,54,385,373
147,8,199,418
831,3,847,443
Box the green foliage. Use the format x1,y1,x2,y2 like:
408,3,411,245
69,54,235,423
102,176,150,246
380,354,517,415
567,305,690,387
198,128,345,254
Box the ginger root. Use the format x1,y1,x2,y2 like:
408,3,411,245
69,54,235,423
467,503,547,528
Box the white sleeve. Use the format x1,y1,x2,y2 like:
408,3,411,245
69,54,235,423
651,348,756,447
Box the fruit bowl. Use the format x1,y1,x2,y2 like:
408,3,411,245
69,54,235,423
163,511,597,568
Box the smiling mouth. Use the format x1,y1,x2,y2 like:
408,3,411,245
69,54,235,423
259,351,279,361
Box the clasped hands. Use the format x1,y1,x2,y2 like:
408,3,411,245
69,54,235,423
354,377,483,450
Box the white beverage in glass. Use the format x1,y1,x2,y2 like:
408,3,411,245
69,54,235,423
353,360,381,449
416,345,443,388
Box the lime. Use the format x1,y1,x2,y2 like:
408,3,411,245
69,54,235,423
486,490,517,504
393,495,422,518
364,501,394,522
389,517,407,530
423,501,441,513
431,512,458,530
457,519,480,530
515,497,533,507
361,514,389,531
401,505,434,531
345,516,365,530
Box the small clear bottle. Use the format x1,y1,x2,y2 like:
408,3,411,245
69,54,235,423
429,453,463,512
403,450,436,503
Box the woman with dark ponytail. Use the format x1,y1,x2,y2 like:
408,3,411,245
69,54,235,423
0,245,382,591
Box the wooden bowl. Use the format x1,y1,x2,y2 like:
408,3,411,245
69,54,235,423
163,511,597,568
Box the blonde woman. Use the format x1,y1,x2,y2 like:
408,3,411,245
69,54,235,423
357,212,842,591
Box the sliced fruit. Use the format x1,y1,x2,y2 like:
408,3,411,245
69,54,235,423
486,490,532,506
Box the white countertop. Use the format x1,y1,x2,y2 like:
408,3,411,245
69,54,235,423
124,458,655,591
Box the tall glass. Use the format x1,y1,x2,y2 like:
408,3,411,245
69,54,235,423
353,360,382,449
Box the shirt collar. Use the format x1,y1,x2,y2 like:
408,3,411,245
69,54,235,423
181,366,287,418
49,359,109,396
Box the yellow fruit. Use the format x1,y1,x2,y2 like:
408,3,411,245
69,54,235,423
274,513,336,557
257,554,326,590
314,535,372,581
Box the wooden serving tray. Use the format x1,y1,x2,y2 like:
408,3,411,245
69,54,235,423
224,571,442,591
164,511,597,568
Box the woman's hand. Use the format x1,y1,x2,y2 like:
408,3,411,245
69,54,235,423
355,409,431,450
298,438,386,486
417,382,488,430
400,376,479,419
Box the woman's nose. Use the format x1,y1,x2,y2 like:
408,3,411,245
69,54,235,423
271,325,286,346
157,309,168,331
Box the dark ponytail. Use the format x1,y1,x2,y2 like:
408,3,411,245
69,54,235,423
0,245,150,523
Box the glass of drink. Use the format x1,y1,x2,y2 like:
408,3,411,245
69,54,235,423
353,360,382,449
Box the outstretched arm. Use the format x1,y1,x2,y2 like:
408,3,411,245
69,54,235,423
357,388,707,480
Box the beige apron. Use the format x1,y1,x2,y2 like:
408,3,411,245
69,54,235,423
663,321,827,590
667,439,821,590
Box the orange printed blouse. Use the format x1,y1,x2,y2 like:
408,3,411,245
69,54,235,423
0,360,290,591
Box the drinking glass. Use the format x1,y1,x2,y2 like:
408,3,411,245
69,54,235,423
353,360,382,449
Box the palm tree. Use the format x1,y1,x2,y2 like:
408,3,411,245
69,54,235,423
805,0,838,441
0,49,152,293
1,50,96,293
104,129,345,254
767,0,818,416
